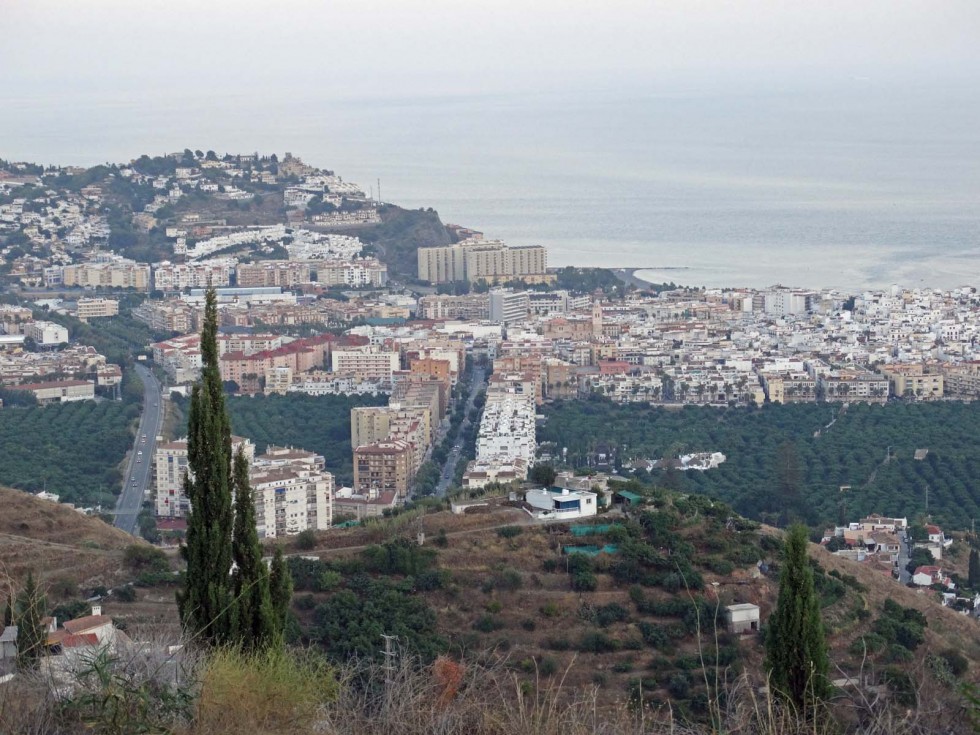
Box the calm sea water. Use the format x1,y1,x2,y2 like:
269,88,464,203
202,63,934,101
3,84,979,291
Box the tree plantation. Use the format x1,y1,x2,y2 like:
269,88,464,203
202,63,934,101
0,400,136,505
540,398,980,530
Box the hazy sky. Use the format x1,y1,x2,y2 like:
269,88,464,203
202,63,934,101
2,0,978,98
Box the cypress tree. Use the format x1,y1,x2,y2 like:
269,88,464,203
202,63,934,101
2,592,12,627
969,548,980,589
177,288,235,647
765,524,830,710
16,571,47,670
230,446,276,649
269,545,293,639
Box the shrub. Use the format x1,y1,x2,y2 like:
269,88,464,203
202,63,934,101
703,558,735,575
496,526,522,539
295,529,317,550
294,594,316,611
316,570,342,592
848,633,885,657
667,673,690,699
123,544,169,574
571,571,598,592
579,632,620,653
114,585,137,603
884,644,914,664
595,603,630,627
495,568,523,591
538,656,559,677
941,648,969,677
544,636,570,651
473,615,504,633
539,602,560,618
521,618,537,632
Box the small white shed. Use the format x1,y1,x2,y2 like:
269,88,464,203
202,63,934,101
724,603,760,634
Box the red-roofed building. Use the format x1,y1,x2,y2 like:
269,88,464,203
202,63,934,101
6,379,95,404
912,565,954,589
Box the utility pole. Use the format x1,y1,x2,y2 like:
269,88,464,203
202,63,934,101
381,633,398,704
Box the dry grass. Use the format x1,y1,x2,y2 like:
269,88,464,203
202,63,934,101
189,646,336,735
0,484,140,598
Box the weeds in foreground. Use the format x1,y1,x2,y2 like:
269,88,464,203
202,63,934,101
1,644,976,734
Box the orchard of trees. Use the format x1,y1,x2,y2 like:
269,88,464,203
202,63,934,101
213,392,387,486
0,399,136,504
541,398,980,529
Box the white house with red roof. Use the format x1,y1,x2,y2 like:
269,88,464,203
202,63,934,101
911,565,955,589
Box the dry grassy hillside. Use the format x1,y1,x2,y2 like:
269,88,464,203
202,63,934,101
0,485,141,599
286,502,980,724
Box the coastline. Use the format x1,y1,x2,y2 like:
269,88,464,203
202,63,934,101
611,267,689,290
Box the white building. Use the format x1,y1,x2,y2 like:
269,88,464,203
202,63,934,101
26,320,69,346
489,289,530,325
331,349,400,381
250,449,334,538
525,487,598,520
154,436,255,517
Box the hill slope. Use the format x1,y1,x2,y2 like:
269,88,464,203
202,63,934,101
0,485,139,598
285,495,980,725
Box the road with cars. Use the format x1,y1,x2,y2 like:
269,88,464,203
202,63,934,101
113,363,165,535
436,365,486,497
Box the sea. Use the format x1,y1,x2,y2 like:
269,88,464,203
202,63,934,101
3,81,979,292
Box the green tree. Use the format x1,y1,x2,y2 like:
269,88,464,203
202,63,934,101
269,546,293,639
906,547,935,576
765,524,830,709
970,549,980,589
16,571,47,669
230,446,276,649
177,289,235,647
529,463,558,487
3,592,12,627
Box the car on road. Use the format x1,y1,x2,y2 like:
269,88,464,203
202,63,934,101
136,457,141,463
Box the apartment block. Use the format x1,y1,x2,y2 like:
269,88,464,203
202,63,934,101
351,406,393,449
76,298,119,322
331,348,400,381
880,364,944,399
236,260,313,288
417,294,489,321
62,256,150,291
26,320,69,346
417,238,549,285
154,436,255,518
132,299,202,333
250,446,333,538
489,289,530,325
153,259,234,291
353,439,414,498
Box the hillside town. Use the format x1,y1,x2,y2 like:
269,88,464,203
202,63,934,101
4,151,980,583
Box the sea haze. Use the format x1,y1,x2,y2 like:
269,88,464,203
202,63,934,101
2,81,979,291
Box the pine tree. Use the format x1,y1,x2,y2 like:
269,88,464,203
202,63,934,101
16,571,47,670
269,545,293,640
765,524,830,710
230,446,276,649
177,288,235,647
969,548,980,590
